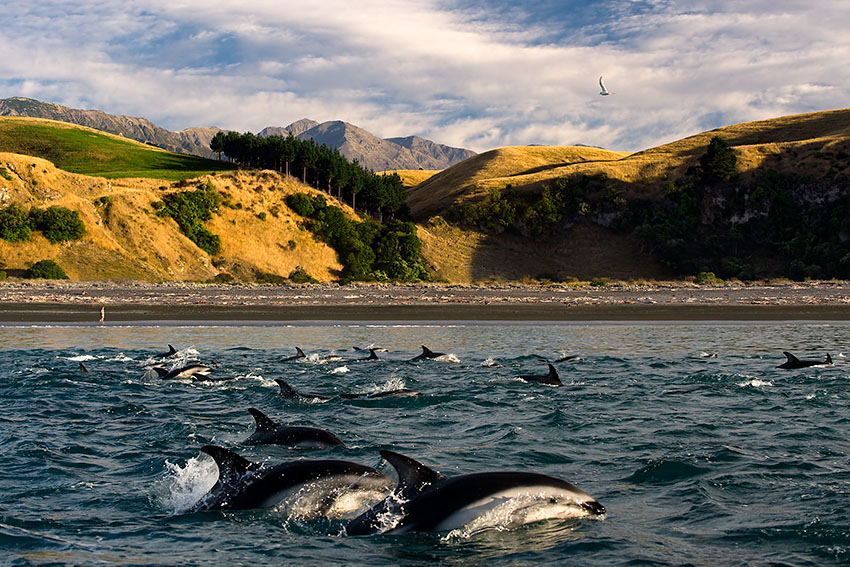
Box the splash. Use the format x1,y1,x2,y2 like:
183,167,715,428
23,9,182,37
330,366,350,375
157,456,218,514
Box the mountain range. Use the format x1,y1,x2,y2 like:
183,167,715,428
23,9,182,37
0,97,475,171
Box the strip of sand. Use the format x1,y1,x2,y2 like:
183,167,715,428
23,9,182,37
0,281,848,322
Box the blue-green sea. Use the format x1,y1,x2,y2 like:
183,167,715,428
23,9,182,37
2,321,849,566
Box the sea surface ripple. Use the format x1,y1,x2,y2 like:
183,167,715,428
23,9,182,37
1,322,849,566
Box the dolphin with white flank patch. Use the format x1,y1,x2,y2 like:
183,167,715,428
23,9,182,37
151,363,213,380
344,450,604,535
243,407,346,448
282,347,307,362
517,363,562,386
354,349,381,362
190,445,392,516
411,345,445,361
777,351,833,369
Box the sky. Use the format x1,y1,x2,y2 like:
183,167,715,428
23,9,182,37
1,1,847,153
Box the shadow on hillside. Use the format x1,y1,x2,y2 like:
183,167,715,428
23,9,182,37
467,222,671,282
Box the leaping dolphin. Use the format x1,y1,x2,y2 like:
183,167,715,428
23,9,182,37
411,345,445,361
777,351,833,369
517,363,563,386
344,450,604,535
282,347,307,362
190,445,393,516
243,407,346,448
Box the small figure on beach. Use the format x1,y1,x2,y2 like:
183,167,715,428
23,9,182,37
99,306,105,325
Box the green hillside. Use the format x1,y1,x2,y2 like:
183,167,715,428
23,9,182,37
0,117,233,180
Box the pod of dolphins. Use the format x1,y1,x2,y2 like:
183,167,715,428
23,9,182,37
131,343,833,537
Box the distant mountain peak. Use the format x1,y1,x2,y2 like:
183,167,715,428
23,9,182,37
0,98,476,171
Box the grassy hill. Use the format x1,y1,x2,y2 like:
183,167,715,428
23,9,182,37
0,117,233,180
410,109,850,220
2,111,849,284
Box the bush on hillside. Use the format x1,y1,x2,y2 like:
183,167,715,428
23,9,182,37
156,186,222,255
30,206,86,243
0,204,34,242
26,259,68,279
288,265,318,284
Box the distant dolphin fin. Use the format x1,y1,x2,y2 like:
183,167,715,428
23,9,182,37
79,362,88,373
547,364,559,380
201,445,260,485
167,344,177,355
421,345,434,357
783,351,799,363
296,347,306,357
380,450,445,496
248,407,279,432
826,353,833,364
275,379,299,398
367,349,379,360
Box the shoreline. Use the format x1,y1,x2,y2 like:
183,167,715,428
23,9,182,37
1,281,849,322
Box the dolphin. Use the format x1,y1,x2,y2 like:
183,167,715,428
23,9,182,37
339,389,422,400
243,407,346,448
190,445,393,517
344,450,604,535
282,347,307,362
156,344,178,358
79,362,89,373
276,379,333,402
778,351,833,369
354,349,381,362
411,345,445,361
555,355,581,362
151,363,213,380
517,363,562,386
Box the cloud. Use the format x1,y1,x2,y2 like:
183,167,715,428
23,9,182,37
0,1,848,153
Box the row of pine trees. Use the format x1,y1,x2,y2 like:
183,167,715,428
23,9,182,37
210,131,409,220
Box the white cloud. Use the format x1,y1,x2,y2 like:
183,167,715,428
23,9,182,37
0,1,848,153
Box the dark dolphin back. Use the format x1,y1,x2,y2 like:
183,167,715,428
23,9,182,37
248,407,279,432
276,379,300,398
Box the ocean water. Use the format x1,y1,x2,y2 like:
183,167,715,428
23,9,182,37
1,321,849,566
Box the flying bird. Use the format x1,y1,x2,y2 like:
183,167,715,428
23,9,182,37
599,76,614,96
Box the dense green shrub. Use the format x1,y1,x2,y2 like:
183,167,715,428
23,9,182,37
288,265,318,284
26,259,68,279
285,193,428,282
156,186,222,255
30,206,86,243
0,204,34,242
0,166,12,181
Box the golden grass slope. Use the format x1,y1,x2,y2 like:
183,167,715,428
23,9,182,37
409,108,850,219
0,152,343,281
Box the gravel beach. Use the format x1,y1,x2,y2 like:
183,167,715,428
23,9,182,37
1,280,849,322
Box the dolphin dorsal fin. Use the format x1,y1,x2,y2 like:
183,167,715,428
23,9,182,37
248,407,279,431
380,450,445,496
422,345,434,357
167,344,177,355
150,366,168,378
826,353,833,364
368,349,379,360
201,445,260,484
275,379,299,398
783,351,799,363
547,364,559,379
296,347,306,357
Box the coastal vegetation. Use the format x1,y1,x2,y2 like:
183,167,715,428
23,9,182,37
0,203,85,244
286,193,428,282
210,130,409,221
153,183,222,255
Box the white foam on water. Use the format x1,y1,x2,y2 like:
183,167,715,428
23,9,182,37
158,456,218,514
